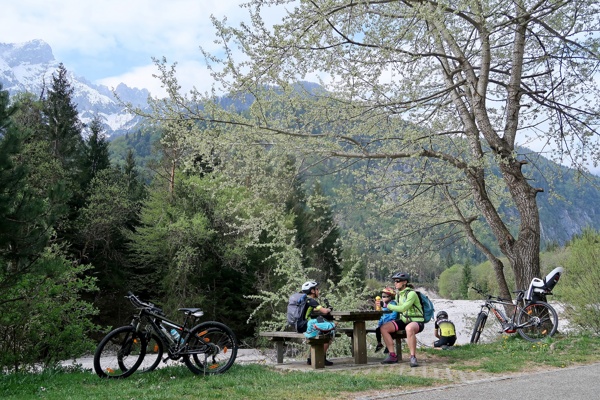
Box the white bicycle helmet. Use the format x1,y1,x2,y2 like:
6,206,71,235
302,281,319,293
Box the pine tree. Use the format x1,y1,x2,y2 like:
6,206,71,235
82,115,110,189
43,63,84,175
0,85,57,280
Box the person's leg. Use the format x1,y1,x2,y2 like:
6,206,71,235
380,321,396,353
405,322,419,357
375,326,382,344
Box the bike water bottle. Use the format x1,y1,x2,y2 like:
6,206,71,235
375,296,382,311
170,328,182,344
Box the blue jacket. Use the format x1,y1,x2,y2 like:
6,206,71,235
378,300,398,326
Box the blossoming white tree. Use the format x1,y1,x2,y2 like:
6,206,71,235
148,0,600,299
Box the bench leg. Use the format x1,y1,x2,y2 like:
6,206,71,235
394,337,402,360
310,343,325,369
275,341,284,364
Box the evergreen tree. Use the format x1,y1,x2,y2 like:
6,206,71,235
43,63,84,175
1,85,99,372
0,85,55,272
82,115,110,188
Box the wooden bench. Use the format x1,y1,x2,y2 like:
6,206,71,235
337,327,407,360
259,331,338,369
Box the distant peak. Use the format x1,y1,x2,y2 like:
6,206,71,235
0,39,54,66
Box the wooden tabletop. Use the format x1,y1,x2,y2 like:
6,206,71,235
330,310,382,322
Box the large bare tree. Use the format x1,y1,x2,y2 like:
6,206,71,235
148,0,600,299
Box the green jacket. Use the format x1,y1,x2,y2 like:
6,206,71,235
386,287,424,323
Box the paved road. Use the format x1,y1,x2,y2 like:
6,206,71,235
356,362,600,399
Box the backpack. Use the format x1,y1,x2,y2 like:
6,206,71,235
304,317,336,339
415,291,434,323
287,292,307,331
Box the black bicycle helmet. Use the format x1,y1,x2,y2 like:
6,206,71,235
391,272,410,282
436,311,448,320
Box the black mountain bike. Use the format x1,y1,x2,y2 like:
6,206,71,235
93,292,238,378
470,287,558,343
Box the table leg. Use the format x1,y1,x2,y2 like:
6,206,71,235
352,321,367,364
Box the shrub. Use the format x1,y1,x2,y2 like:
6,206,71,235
554,229,600,335
0,246,99,372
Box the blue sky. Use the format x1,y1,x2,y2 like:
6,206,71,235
1,0,285,96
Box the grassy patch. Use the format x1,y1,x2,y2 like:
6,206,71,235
2,333,599,399
0,364,435,400
421,333,600,373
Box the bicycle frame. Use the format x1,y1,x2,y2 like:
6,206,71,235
130,302,204,358
479,293,522,333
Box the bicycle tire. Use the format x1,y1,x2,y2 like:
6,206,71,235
183,321,238,375
470,312,488,344
137,332,163,373
517,301,558,342
93,325,147,378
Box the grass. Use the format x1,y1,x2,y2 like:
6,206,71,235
420,332,600,373
2,333,599,400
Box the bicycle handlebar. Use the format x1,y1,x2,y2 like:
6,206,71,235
126,291,163,314
471,287,502,302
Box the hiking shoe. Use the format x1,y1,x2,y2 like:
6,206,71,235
324,359,333,366
374,343,384,353
410,356,418,367
381,354,398,364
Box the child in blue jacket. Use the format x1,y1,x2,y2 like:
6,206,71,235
375,287,398,353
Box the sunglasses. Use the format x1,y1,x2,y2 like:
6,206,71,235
394,279,406,283
382,295,392,298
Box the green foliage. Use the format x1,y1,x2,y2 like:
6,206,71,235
438,265,464,299
81,116,111,189
460,263,472,299
0,246,99,372
108,128,162,173
555,229,600,334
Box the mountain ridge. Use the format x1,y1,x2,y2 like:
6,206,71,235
0,39,147,137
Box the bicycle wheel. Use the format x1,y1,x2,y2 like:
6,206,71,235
470,312,488,344
183,321,238,374
137,332,163,372
93,325,147,378
517,301,558,342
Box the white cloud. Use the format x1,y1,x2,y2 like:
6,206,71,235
2,0,292,96
97,60,213,97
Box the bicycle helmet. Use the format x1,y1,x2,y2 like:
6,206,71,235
436,311,448,320
381,287,395,297
391,272,410,282
302,280,319,293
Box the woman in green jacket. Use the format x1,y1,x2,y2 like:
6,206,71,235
380,272,424,367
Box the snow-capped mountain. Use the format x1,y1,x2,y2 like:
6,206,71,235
0,39,149,137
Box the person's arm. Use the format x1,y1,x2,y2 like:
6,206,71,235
387,291,418,313
318,306,331,315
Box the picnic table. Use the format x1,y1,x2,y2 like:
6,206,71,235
330,310,382,364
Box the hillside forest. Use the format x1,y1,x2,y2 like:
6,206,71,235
1,60,600,372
